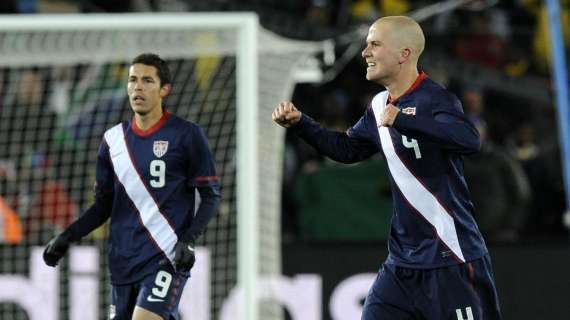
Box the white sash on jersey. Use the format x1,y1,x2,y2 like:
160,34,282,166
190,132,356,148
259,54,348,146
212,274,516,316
371,92,465,262
104,124,177,263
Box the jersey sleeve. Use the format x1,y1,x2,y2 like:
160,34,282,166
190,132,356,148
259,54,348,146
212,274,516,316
291,110,379,163
182,125,221,243
392,93,481,154
94,140,115,196
64,140,114,241
186,125,220,189
346,107,377,141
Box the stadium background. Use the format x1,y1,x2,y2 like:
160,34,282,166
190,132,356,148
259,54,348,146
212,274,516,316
0,0,568,319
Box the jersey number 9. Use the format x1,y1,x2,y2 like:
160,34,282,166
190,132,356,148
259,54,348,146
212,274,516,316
152,270,172,298
150,160,166,188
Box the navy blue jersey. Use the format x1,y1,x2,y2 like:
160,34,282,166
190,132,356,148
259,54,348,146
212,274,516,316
92,111,219,284
293,74,487,268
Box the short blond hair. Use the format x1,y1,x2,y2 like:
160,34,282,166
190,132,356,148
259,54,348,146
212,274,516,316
375,16,425,60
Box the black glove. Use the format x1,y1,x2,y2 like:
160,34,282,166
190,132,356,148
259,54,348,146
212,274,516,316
173,240,195,272
43,232,71,267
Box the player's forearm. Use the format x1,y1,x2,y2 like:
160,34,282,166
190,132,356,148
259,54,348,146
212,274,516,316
182,186,221,242
63,195,112,242
393,113,481,154
292,114,376,163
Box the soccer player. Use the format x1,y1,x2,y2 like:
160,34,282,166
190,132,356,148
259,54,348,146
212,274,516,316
273,16,502,320
43,53,221,320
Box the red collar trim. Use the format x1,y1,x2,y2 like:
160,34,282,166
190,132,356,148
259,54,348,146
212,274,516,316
388,71,428,104
131,110,170,137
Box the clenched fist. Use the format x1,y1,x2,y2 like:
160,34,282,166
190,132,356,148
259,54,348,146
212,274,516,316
272,101,302,128
173,240,195,273
43,232,71,267
379,104,400,127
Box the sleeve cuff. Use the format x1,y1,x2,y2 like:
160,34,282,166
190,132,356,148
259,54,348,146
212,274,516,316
290,113,316,134
392,112,411,130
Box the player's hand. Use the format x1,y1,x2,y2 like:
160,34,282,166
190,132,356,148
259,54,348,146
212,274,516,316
272,101,302,128
173,240,196,272
379,104,400,127
43,232,71,267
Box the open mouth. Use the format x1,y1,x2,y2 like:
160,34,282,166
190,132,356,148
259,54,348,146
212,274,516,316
133,95,145,102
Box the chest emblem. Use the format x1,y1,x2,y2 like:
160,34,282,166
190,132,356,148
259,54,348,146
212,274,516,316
153,140,169,158
401,106,416,116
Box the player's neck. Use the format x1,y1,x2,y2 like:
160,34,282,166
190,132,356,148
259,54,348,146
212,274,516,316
387,68,420,102
135,105,164,130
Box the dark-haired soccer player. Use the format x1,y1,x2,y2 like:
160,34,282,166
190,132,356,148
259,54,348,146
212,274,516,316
273,16,502,320
44,53,221,320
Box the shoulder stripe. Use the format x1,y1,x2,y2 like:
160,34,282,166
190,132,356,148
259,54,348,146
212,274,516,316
195,176,219,182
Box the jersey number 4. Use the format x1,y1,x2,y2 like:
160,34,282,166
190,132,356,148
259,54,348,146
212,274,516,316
402,135,422,159
150,160,166,188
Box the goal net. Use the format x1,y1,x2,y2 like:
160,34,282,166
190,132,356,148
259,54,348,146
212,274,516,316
0,13,318,320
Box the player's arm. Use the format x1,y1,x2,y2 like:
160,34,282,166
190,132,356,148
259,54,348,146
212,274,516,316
173,184,220,273
181,185,221,244
43,141,114,267
384,98,480,154
174,125,221,272
273,101,379,163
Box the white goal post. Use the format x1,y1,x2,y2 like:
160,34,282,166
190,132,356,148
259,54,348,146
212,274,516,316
0,13,319,320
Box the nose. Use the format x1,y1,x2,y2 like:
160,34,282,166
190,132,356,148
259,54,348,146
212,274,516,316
361,45,370,58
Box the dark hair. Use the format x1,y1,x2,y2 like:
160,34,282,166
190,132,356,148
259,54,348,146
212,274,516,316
131,53,172,86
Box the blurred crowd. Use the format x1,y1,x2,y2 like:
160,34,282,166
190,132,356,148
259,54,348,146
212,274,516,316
0,67,100,245
0,0,568,245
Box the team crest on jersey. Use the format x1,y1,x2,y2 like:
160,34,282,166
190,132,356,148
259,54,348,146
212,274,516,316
402,106,416,115
153,140,169,158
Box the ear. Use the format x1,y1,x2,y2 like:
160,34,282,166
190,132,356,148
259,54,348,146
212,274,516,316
160,83,172,97
399,48,412,64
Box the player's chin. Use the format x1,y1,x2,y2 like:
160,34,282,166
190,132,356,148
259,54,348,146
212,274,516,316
132,108,150,116
131,105,149,115
365,70,379,81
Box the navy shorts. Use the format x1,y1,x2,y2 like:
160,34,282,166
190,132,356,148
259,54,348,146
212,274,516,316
362,254,502,320
109,264,188,320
